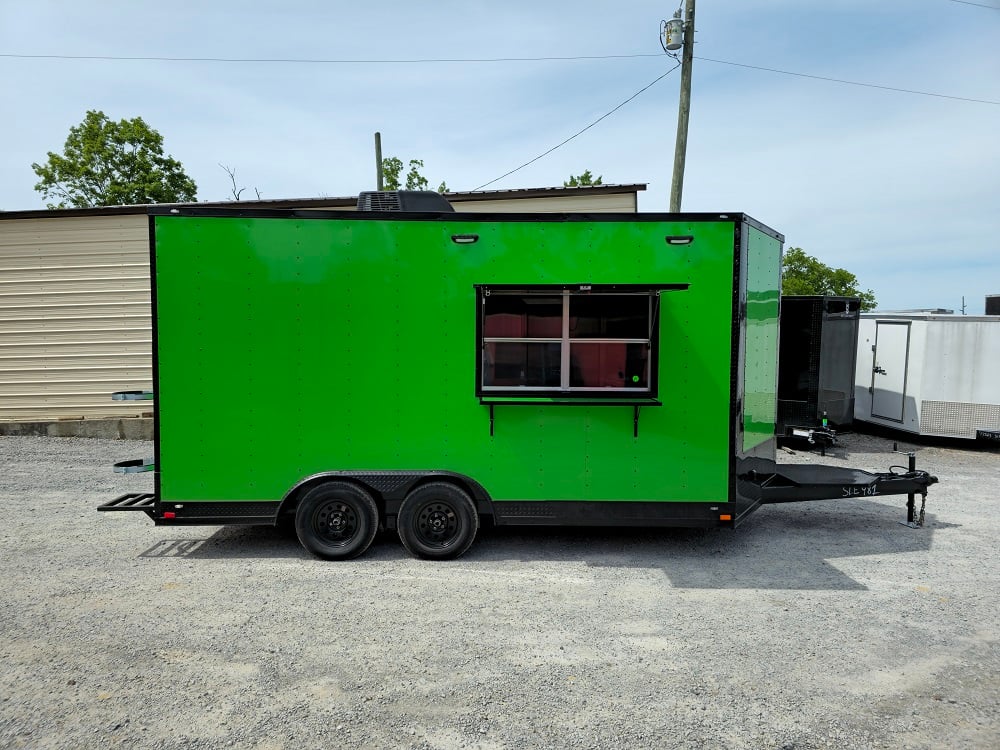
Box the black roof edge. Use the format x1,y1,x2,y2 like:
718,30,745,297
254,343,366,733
144,207,776,231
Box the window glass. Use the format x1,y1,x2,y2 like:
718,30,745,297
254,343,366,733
483,342,562,387
569,295,648,339
484,296,562,338
569,343,649,388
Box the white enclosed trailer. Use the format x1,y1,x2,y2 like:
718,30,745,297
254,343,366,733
854,313,1000,439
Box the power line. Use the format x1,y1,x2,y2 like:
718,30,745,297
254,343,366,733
947,0,1000,9
0,52,660,64
471,64,681,192
4,50,996,106
696,56,1000,106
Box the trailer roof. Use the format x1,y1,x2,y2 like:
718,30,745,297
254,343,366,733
862,313,1000,322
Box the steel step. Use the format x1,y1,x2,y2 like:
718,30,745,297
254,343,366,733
114,458,155,474
98,492,157,512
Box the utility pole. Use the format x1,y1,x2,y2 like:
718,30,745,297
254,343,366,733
375,132,384,190
669,0,695,213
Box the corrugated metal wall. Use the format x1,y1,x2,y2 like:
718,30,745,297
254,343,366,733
0,215,152,420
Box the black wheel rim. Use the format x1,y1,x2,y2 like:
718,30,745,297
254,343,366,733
414,501,460,549
314,500,359,547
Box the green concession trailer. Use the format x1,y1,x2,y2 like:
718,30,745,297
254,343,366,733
101,199,936,559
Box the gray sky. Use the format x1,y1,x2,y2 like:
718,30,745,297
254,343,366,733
2,0,998,312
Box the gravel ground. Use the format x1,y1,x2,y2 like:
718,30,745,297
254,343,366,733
0,432,997,749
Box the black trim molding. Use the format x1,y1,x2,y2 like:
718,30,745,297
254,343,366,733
492,501,739,528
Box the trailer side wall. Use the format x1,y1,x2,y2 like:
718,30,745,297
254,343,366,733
741,224,781,453
152,214,774,509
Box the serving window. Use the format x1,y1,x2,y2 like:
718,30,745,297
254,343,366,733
476,285,674,398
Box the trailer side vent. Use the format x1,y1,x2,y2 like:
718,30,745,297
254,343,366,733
357,190,455,213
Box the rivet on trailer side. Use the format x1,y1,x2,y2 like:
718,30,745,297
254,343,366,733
99,192,937,559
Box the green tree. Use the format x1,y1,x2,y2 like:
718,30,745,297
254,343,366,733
782,247,877,311
32,110,197,208
381,156,404,191
563,170,603,187
381,156,447,192
405,159,429,191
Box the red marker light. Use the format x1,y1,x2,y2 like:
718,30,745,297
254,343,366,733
163,512,176,520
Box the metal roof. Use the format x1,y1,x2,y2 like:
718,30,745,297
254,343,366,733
0,183,647,221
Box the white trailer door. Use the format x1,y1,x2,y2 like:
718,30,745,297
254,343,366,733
871,321,910,421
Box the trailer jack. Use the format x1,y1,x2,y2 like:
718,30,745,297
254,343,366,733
895,446,928,528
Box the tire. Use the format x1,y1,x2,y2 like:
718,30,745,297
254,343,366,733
397,482,479,560
295,481,379,560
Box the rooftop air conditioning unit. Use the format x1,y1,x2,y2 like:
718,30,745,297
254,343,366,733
356,190,454,212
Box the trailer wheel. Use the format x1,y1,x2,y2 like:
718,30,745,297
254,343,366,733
397,482,479,560
295,481,379,560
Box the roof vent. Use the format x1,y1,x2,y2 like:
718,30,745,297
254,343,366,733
356,190,454,212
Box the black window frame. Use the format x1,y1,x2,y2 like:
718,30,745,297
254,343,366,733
474,283,688,400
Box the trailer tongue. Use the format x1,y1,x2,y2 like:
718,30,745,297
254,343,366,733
750,461,937,527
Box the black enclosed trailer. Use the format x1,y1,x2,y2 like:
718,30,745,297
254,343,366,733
777,296,861,450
